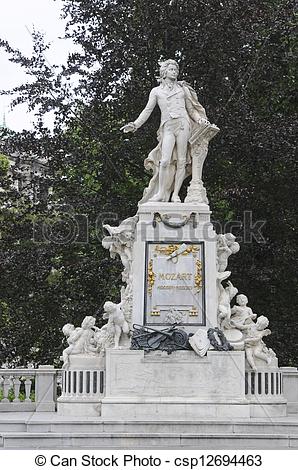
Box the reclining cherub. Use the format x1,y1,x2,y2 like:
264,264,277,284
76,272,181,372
62,316,99,368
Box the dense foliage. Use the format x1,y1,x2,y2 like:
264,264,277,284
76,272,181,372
0,0,297,366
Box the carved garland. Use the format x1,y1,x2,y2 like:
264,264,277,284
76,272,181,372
194,259,203,292
153,212,197,228
147,259,155,295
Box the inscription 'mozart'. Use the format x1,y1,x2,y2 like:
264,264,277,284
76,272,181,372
159,272,192,281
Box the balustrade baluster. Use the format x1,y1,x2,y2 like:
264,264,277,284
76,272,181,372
100,371,104,395
65,370,69,397
246,372,251,396
82,371,87,397
73,371,78,397
13,376,21,402
24,378,32,402
2,377,11,403
0,376,3,400
261,372,266,398
90,370,94,396
62,371,66,395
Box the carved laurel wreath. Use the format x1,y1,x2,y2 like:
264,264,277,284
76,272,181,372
207,328,234,351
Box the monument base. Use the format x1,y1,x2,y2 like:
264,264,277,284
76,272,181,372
101,349,287,420
101,349,249,420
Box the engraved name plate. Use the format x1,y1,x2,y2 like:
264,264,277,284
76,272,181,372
144,241,205,326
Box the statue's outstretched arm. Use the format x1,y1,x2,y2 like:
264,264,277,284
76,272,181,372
121,88,157,133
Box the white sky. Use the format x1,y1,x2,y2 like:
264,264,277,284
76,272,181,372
0,0,75,131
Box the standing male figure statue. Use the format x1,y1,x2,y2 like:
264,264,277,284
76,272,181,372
121,59,209,203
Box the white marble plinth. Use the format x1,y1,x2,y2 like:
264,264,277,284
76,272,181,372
57,355,105,417
64,355,105,370
101,349,250,420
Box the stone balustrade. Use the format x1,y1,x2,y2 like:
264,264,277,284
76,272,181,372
0,365,61,412
245,369,283,399
60,369,105,399
0,364,297,416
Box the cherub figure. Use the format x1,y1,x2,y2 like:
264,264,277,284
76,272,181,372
244,315,272,370
91,324,114,354
62,323,79,369
216,233,240,273
103,301,129,348
61,316,99,368
230,294,257,330
218,280,238,328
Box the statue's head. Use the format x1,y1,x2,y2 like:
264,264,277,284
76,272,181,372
62,323,75,336
256,315,269,330
103,301,118,320
103,301,116,313
225,233,236,242
225,234,239,256
159,59,179,80
236,294,248,306
81,316,96,329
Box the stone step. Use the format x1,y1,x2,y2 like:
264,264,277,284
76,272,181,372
1,419,298,435
0,421,27,432
1,418,298,435
0,431,298,449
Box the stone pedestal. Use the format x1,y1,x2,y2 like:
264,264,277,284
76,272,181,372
35,365,57,412
281,367,298,414
57,356,105,417
101,349,251,420
132,202,217,331
97,196,288,419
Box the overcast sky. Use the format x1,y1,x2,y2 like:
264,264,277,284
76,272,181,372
0,0,74,131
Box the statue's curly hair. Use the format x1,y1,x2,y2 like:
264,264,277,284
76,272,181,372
159,59,179,81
